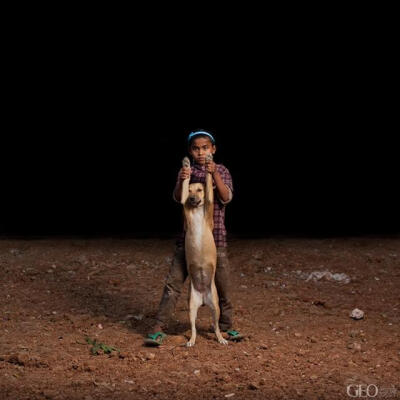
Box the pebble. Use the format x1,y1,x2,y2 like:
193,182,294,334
248,383,259,390
353,342,362,351
347,342,362,351
350,308,364,320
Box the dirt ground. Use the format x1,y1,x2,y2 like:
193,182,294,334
0,236,399,400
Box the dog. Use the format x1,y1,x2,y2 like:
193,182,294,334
180,154,228,346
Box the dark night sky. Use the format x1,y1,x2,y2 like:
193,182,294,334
2,117,398,237
3,22,398,238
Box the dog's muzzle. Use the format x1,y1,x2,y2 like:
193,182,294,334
189,197,201,206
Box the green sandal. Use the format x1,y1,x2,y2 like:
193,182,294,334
144,331,167,347
227,330,244,341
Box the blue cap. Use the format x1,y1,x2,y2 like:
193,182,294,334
188,130,215,144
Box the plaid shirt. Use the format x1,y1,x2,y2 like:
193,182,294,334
175,162,233,248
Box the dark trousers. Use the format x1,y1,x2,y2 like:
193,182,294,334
155,246,233,331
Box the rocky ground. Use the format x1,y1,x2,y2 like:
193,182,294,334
0,236,399,400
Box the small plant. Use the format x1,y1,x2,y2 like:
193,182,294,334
85,337,120,355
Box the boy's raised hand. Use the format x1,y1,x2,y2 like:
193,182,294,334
179,166,191,181
179,157,191,181
205,154,216,174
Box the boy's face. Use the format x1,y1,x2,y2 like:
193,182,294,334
189,137,216,165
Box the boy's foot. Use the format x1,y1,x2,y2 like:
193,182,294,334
144,331,167,346
226,330,244,341
211,325,245,341
144,324,167,346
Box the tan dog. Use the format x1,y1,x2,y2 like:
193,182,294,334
181,155,228,346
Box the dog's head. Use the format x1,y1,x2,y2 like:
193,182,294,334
188,183,205,207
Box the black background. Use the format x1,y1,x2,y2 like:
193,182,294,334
3,12,398,238
2,117,398,238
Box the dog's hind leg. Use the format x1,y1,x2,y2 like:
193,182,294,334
205,282,228,345
187,281,203,347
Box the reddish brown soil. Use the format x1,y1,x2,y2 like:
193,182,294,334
1,237,399,400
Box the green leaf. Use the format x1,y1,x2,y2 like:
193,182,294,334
84,336,119,355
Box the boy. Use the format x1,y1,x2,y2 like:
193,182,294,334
145,130,242,345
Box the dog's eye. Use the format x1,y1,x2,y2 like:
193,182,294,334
197,189,202,192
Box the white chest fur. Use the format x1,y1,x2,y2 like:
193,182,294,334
189,207,205,250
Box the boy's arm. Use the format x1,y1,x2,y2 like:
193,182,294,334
173,180,183,203
212,171,231,203
205,161,233,204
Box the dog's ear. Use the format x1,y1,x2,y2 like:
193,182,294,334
181,157,190,205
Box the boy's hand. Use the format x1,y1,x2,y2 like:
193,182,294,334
205,159,216,174
179,167,191,181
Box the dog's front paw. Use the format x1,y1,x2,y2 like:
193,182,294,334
182,157,190,169
186,340,196,347
218,338,229,345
